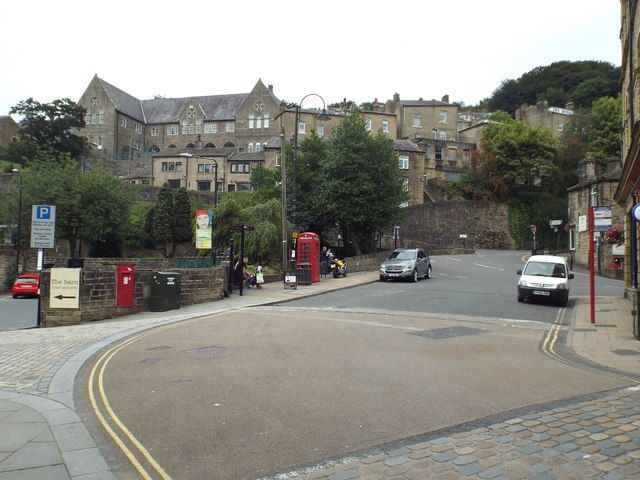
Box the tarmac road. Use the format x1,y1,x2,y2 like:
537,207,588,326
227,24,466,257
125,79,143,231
90,306,627,480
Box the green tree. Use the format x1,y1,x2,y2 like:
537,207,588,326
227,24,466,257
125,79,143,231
2,98,88,165
250,163,281,201
587,96,621,159
482,121,558,192
317,113,405,255
150,184,192,257
123,201,155,248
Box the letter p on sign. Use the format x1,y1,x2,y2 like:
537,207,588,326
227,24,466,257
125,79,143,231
36,206,51,220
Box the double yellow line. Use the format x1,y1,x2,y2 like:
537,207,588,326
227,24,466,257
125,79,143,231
88,329,173,480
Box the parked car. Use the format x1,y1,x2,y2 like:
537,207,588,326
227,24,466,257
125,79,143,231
517,255,573,307
379,248,432,282
11,274,40,299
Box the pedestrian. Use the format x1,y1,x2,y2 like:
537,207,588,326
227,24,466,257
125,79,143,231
320,247,328,277
241,256,261,289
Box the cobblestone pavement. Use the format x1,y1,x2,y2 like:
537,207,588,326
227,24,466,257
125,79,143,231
263,387,640,480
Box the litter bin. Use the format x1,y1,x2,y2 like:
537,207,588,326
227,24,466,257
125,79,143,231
296,263,312,285
150,271,181,312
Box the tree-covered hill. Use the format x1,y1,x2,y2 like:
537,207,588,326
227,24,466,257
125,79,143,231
484,60,620,114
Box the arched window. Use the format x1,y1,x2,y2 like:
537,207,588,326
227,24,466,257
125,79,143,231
224,142,235,147
186,143,195,148
150,145,160,153
248,143,254,153
248,114,254,129
168,144,177,148
204,142,216,148
255,142,262,153
256,116,262,129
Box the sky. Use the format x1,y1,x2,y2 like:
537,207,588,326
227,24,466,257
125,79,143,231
0,0,622,115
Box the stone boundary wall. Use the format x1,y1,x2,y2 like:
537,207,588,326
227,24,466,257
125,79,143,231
39,258,226,327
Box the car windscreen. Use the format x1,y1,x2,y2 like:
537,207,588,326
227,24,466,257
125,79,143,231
523,262,566,278
389,250,416,260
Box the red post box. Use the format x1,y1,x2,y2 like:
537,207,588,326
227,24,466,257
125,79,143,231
296,232,320,283
116,264,135,307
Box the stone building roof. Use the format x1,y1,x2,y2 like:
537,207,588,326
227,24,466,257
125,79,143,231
393,139,422,152
231,152,264,162
141,94,248,124
98,77,146,123
397,100,454,107
153,147,236,158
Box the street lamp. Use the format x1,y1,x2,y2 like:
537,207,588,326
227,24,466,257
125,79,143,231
11,168,23,275
291,94,331,230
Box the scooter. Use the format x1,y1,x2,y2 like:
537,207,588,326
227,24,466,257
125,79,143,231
330,258,348,278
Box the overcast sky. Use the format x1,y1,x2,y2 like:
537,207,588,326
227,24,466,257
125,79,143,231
0,0,621,115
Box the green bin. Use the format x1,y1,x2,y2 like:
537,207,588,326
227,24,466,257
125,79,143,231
150,271,181,312
296,263,312,285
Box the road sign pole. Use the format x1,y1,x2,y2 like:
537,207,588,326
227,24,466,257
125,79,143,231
589,206,595,324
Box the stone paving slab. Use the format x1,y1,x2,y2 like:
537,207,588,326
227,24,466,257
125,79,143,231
259,387,640,480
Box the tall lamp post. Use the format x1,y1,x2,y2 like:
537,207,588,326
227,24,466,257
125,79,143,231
291,94,331,231
11,168,23,275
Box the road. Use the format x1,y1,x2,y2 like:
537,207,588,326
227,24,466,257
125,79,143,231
0,295,38,331
81,250,628,479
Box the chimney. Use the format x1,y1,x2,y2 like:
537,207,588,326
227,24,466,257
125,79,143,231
442,94,449,103
268,84,273,93
393,93,400,102
577,157,596,183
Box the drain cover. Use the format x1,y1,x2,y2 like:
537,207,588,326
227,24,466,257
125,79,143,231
409,326,486,340
611,349,640,356
185,346,233,358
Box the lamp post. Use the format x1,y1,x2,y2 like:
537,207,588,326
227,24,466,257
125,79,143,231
280,126,288,277
11,168,23,275
291,94,330,231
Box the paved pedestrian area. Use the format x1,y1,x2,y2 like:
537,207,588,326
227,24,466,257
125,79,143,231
260,387,640,480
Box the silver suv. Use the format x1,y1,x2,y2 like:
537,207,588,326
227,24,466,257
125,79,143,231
379,248,432,282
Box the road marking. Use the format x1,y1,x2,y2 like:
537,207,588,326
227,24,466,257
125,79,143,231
439,274,449,277
446,257,462,262
473,263,505,272
88,328,173,480
455,276,468,279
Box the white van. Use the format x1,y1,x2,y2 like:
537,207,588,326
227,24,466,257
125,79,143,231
516,255,574,307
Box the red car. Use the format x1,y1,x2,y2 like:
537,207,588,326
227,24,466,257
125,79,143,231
12,274,40,299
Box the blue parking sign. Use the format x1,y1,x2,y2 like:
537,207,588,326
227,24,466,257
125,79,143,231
36,205,52,220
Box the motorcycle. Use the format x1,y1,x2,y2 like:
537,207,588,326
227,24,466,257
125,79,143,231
330,258,348,278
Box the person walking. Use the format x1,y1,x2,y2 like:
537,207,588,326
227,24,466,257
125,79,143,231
320,247,328,277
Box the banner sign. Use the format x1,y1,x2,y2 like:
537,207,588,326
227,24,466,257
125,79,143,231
195,210,213,249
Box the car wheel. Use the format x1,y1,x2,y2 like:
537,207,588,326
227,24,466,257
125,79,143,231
412,269,418,283
426,265,432,279
12,295,17,299
517,294,524,302
333,269,339,278
379,275,386,282
559,296,569,307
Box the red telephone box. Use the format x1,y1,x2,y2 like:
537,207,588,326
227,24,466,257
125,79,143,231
116,264,135,307
296,232,320,283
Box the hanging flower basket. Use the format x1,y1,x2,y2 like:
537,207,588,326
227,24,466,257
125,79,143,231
605,226,624,246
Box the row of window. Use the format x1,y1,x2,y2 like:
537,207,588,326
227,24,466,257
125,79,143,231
85,110,105,125
412,111,448,127
160,161,252,174
247,142,267,153
248,114,270,129
152,122,236,136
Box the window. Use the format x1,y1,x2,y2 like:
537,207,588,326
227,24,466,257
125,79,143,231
91,97,98,106
248,143,254,153
188,124,195,135
317,124,325,138
195,124,201,134
120,117,128,127
231,163,237,173
135,123,144,134
168,179,181,189
298,121,306,134
161,162,168,171
85,113,91,124
188,107,196,118
382,120,389,133
204,123,218,133
256,116,262,129
151,126,160,136
432,129,438,139
198,164,205,173
167,125,178,135
197,181,211,191
264,113,270,128
439,111,447,123
365,118,372,131
96,136,102,146
255,142,262,152
275,153,281,167
176,162,183,171
398,155,409,170
249,114,254,129
89,113,96,124
182,121,188,135
168,144,177,148
98,109,104,124
439,130,447,140
226,122,235,132
413,114,421,127
435,146,443,160
403,178,409,192
168,162,176,171
244,163,250,173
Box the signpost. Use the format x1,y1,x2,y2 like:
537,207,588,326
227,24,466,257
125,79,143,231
30,205,56,248
49,268,80,309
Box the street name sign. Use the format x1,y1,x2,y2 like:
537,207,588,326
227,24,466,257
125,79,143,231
30,205,56,248
593,206,612,232
50,268,80,309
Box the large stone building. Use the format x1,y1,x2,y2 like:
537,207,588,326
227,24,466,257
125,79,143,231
384,94,459,142
616,0,640,293
514,101,575,139
0,116,19,147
